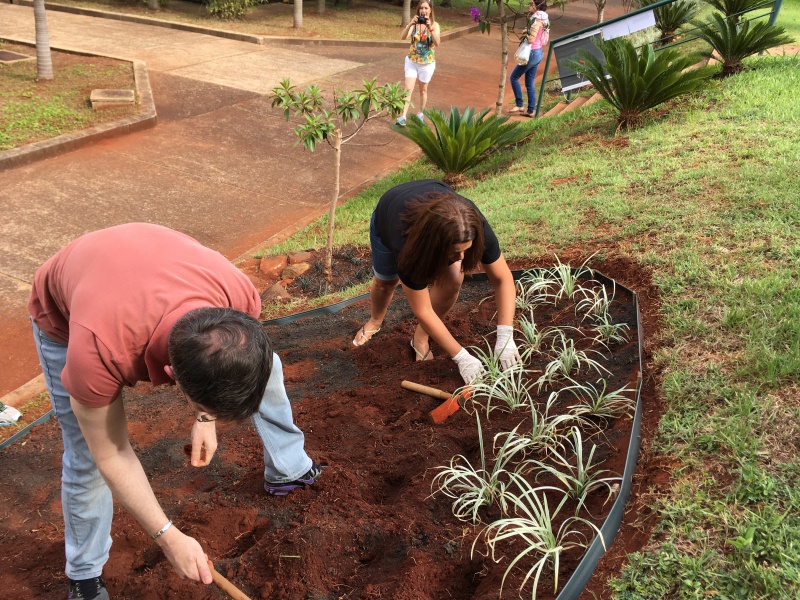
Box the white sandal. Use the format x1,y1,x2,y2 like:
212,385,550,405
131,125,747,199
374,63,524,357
410,339,432,361
352,326,380,347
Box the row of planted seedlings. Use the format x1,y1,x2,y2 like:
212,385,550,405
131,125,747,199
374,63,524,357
430,257,638,599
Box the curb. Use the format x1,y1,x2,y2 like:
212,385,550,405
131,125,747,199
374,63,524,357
0,374,45,410
0,39,157,173
11,0,479,47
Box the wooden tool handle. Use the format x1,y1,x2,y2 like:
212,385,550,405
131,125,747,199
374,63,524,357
401,380,452,400
208,561,253,600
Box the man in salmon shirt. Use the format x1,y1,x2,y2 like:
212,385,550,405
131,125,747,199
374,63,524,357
28,223,321,600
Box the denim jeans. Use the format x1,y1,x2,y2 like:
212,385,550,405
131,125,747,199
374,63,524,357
32,320,112,580
251,352,312,483
32,321,311,578
510,48,544,112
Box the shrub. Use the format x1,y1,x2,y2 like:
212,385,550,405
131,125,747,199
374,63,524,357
395,106,527,186
566,38,712,129
207,0,252,19
695,13,794,76
704,0,765,21
639,0,701,44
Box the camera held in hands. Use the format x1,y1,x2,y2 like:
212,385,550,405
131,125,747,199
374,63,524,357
417,15,428,25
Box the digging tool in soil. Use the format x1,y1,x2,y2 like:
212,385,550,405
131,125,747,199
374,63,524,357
207,560,252,600
400,380,472,424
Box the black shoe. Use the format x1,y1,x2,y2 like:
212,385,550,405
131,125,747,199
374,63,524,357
68,576,109,600
264,461,323,496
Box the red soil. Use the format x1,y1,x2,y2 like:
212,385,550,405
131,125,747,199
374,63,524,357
0,252,664,599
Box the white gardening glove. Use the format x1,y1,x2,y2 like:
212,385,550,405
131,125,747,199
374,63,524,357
494,325,521,370
453,347,483,385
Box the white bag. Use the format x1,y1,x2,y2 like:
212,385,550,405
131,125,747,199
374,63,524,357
514,40,531,66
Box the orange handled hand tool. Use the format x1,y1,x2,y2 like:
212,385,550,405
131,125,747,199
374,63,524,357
400,380,472,424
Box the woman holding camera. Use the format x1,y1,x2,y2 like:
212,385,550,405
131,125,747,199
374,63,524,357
396,0,441,127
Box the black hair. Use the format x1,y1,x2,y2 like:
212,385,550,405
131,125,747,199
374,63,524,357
168,307,272,420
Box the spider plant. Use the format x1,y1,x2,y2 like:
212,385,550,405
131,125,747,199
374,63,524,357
516,310,559,363
516,270,559,311
473,475,605,598
564,378,636,420
431,416,529,523
503,392,576,457
469,340,506,384
470,363,534,416
576,282,615,322
548,254,595,302
536,331,609,390
695,13,794,77
591,313,631,347
532,426,621,514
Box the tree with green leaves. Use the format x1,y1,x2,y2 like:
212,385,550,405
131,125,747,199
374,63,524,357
566,37,712,129
271,78,406,278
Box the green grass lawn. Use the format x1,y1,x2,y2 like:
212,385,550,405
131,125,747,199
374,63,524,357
263,2,800,597
0,41,138,151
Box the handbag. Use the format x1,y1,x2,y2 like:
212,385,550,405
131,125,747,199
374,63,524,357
514,40,531,66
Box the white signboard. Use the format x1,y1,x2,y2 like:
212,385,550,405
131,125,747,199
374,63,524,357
601,9,657,40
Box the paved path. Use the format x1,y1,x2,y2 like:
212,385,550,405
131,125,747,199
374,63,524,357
0,1,625,398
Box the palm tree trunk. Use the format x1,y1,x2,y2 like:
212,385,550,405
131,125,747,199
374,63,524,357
495,0,509,114
33,0,53,81
148,0,160,10
294,0,303,29
402,0,411,27
318,0,325,15
324,128,342,280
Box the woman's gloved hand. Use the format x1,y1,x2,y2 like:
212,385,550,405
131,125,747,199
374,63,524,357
452,348,483,385
494,325,521,370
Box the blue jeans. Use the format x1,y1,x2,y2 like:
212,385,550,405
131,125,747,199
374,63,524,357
510,48,544,113
32,321,311,578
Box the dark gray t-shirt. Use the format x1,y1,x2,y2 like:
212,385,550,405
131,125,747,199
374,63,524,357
373,179,502,290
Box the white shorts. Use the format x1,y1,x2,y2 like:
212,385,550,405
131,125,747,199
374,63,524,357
404,56,436,84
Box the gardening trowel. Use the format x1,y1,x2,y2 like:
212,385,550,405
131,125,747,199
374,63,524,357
400,380,472,424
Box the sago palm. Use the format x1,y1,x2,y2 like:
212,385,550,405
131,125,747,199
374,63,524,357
566,38,712,129
639,0,700,44
695,13,794,76
704,0,764,21
395,106,527,186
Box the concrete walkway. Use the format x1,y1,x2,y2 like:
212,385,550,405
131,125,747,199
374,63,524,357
0,1,626,399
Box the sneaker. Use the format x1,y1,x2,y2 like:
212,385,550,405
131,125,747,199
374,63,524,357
265,462,323,496
395,116,406,127
416,112,425,123
68,576,109,600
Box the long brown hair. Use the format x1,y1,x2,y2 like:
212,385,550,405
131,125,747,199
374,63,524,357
398,193,485,284
416,0,435,25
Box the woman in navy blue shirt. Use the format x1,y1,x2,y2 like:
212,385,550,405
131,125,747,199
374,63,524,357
352,180,519,384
